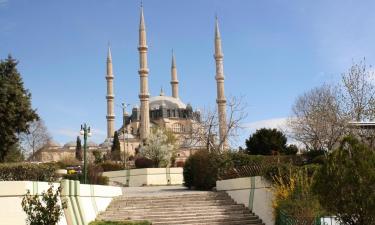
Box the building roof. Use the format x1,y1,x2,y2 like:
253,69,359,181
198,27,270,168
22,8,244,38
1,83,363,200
46,140,61,147
149,95,186,109
63,141,76,148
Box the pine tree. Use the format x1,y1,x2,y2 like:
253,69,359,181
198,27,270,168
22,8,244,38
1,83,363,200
111,131,121,161
75,136,82,161
0,56,38,162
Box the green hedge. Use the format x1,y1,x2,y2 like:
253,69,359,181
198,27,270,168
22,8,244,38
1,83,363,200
89,221,151,225
0,163,58,182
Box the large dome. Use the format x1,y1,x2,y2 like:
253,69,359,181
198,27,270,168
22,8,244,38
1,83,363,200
149,96,186,109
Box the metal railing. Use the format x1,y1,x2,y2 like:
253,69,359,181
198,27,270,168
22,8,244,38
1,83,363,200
277,210,340,225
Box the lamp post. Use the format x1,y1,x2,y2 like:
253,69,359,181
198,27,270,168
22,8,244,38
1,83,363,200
80,123,92,184
121,103,131,168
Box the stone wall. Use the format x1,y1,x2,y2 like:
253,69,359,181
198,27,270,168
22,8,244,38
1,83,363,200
0,180,122,225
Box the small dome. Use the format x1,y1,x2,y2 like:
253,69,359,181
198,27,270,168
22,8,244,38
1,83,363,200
186,103,193,110
100,141,112,148
149,95,186,110
87,141,98,147
47,140,61,147
63,141,76,148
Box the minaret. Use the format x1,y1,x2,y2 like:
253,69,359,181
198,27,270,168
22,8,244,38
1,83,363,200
138,5,150,141
214,17,227,149
106,45,115,139
170,50,179,99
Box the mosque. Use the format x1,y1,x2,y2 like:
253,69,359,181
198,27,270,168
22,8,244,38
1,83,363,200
35,6,228,164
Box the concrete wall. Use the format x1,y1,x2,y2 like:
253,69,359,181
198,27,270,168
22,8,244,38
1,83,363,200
216,176,274,225
103,167,183,187
0,180,122,225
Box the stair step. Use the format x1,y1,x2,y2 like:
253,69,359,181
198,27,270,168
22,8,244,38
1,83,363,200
97,190,265,225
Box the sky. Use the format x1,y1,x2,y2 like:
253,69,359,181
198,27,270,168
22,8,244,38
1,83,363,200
1,0,375,147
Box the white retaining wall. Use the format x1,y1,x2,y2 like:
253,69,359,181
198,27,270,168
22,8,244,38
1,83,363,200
0,181,122,225
216,176,274,225
103,167,183,187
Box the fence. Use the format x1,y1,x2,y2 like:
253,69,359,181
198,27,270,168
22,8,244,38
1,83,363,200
277,210,340,225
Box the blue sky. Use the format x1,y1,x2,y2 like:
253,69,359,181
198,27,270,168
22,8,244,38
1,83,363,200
1,0,375,147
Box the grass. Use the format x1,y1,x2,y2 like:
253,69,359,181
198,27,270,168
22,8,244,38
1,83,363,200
89,221,151,225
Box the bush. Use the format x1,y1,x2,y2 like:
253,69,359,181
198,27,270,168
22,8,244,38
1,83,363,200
57,156,81,169
272,168,323,225
22,183,67,225
175,161,185,167
89,221,151,225
135,157,154,168
183,150,230,190
0,163,58,182
99,161,125,172
313,136,375,225
63,164,109,185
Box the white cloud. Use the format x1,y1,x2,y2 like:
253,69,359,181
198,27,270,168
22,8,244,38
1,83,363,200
242,117,301,146
244,117,289,134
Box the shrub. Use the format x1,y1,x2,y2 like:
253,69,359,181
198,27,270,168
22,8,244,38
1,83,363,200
183,150,229,190
57,156,81,169
135,157,154,168
93,150,104,164
175,161,185,167
0,163,58,182
313,136,375,225
22,183,67,225
89,221,151,225
63,164,109,185
272,167,323,225
99,161,125,172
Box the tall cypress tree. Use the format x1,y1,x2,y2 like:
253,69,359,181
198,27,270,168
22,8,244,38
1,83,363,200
0,56,38,162
75,136,82,161
111,131,121,161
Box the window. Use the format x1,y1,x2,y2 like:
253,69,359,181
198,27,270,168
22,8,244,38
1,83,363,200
172,123,184,133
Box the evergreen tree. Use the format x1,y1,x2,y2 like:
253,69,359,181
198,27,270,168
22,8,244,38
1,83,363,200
245,128,287,155
0,56,38,162
111,131,121,161
75,136,82,161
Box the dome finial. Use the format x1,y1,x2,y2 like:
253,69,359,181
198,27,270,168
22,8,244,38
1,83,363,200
160,86,165,96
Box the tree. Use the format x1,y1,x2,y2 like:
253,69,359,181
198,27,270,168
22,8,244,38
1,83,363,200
282,144,299,155
340,59,375,121
185,96,247,153
75,136,82,161
313,136,375,225
22,183,67,225
245,128,288,155
19,119,50,161
139,127,176,167
0,56,38,162
289,85,346,151
111,131,121,161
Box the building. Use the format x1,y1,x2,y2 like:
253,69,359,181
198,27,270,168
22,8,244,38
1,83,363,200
38,5,228,164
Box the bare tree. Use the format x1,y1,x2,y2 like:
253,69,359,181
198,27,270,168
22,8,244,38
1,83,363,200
340,59,375,121
184,96,247,153
19,119,51,160
289,85,347,151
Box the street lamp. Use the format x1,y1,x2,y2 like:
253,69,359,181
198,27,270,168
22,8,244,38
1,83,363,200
121,103,131,168
80,123,92,184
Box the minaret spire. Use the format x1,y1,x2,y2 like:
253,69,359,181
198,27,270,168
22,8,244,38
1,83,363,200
170,49,179,99
214,17,227,150
106,44,115,139
138,5,150,141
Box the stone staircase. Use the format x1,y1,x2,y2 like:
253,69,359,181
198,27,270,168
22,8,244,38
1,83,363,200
97,190,264,225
